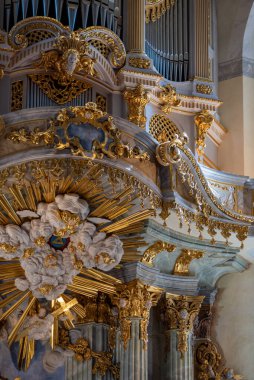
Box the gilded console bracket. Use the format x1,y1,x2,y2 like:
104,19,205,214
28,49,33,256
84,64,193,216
194,110,214,159
123,84,150,129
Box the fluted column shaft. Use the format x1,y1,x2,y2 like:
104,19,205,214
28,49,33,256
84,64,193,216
120,318,147,380
127,0,145,53
164,330,194,380
112,280,162,380
162,294,204,380
65,323,112,380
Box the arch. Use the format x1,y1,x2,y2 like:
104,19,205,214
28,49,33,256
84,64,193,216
217,0,253,80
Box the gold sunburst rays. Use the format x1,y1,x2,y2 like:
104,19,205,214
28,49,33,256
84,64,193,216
18,335,35,371
100,209,155,234
0,291,31,323
8,296,37,346
80,268,122,285
0,265,24,280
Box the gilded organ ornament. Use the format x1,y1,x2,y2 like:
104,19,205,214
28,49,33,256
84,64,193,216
128,57,151,69
59,330,120,379
194,110,214,158
146,0,176,23
195,341,243,380
7,102,150,162
196,84,213,95
159,84,181,113
173,249,204,276
123,84,150,129
36,31,96,82
30,31,95,104
142,241,176,265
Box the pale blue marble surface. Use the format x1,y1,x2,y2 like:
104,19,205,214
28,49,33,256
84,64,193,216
0,342,65,380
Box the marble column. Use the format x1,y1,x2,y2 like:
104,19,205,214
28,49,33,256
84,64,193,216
65,293,119,380
162,293,204,380
112,280,162,380
127,0,145,53
65,323,111,380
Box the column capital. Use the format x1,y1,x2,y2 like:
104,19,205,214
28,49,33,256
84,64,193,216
162,293,204,357
112,279,162,349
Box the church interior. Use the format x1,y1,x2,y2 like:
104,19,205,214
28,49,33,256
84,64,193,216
0,0,254,379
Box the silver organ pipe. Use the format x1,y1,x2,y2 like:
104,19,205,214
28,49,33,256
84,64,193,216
0,0,122,37
145,0,189,82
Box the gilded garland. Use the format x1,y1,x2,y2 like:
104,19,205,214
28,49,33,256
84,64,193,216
7,102,150,162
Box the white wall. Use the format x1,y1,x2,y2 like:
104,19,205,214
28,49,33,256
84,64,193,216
212,264,254,379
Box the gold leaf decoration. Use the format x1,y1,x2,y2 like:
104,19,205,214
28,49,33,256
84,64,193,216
29,74,91,105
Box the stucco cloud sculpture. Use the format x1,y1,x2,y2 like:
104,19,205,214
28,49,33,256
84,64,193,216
0,194,123,301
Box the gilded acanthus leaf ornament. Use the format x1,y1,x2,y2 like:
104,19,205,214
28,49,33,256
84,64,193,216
195,341,243,380
159,84,181,113
142,241,176,266
112,280,162,350
123,84,150,129
173,249,204,276
196,84,213,95
7,102,150,162
163,294,204,358
194,110,214,158
146,0,176,23
129,57,151,69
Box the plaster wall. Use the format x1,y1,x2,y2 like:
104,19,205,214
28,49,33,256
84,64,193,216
212,264,254,379
218,75,254,177
218,76,244,175
242,75,254,177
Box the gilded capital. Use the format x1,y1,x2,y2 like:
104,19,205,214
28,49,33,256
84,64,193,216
162,294,204,357
112,280,162,349
194,110,214,158
123,84,150,129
